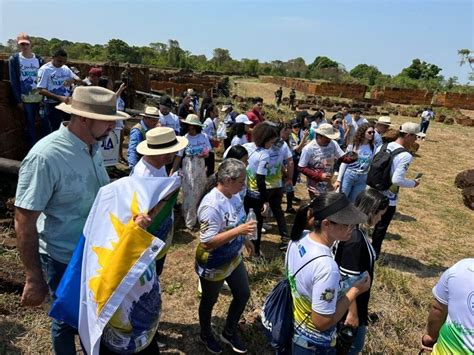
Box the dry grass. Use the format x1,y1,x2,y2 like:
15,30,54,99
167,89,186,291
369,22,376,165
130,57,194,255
1,80,473,354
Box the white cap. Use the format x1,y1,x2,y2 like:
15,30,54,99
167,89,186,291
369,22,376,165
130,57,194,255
235,114,252,125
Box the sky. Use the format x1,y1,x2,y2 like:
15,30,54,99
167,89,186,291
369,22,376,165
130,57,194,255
1,0,473,83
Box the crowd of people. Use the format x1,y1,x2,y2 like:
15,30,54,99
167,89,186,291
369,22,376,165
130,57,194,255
9,33,472,355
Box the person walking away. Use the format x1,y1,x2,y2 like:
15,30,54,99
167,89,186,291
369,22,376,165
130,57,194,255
420,107,434,136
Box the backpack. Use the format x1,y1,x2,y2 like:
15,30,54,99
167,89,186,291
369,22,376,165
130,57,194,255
367,143,407,191
261,244,329,352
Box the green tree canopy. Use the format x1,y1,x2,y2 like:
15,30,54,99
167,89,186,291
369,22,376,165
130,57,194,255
350,64,382,85
400,59,442,80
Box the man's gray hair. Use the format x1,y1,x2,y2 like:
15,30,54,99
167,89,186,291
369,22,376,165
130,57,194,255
217,158,246,183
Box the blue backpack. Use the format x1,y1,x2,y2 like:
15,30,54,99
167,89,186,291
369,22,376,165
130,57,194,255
261,244,328,352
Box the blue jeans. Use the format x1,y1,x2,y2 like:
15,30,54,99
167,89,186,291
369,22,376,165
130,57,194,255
420,120,430,134
40,254,78,355
292,336,336,355
23,102,51,147
341,170,367,203
348,325,367,355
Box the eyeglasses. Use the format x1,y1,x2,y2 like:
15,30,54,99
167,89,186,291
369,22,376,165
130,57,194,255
19,42,30,46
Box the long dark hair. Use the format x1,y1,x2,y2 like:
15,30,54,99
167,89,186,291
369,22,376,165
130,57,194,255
352,123,374,151
354,188,388,226
290,192,344,240
231,122,246,139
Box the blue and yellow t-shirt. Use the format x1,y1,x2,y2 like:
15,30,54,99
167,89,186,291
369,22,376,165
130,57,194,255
267,139,293,189
196,188,246,281
243,143,270,199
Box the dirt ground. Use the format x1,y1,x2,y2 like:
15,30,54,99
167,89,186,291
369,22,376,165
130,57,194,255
1,82,473,354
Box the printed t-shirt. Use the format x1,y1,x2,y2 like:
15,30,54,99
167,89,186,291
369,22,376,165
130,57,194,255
432,258,474,354
102,261,161,353
267,139,293,189
298,140,344,193
243,142,270,199
196,188,246,281
286,232,339,347
339,144,374,177
231,135,248,146
37,62,78,103
159,112,181,135
177,133,211,157
19,53,42,103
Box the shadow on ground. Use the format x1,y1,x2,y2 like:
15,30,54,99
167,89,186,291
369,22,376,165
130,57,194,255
380,252,447,278
0,319,26,354
392,212,417,222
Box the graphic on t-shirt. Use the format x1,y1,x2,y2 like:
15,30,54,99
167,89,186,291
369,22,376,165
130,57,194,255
320,288,335,302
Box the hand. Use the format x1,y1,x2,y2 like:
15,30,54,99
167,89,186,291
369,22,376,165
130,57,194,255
414,178,421,187
63,79,74,87
21,278,49,307
421,334,436,351
303,129,309,138
134,213,152,229
238,220,257,236
333,181,341,190
244,239,256,257
61,96,70,104
321,173,332,182
344,311,359,328
261,202,269,215
353,272,371,295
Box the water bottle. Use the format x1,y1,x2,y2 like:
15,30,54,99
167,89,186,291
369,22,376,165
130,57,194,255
246,208,257,240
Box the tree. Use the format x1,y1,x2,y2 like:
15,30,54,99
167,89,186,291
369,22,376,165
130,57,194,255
458,49,473,81
212,48,232,68
106,39,139,63
350,64,382,85
241,58,259,76
308,56,339,71
400,59,442,80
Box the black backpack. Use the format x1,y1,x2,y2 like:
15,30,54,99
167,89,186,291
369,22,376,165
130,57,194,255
367,143,407,191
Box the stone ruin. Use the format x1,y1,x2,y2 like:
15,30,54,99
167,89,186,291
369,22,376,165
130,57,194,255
455,169,474,210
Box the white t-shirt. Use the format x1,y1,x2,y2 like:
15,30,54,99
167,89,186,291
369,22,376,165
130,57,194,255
203,117,218,139
18,53,42,103
354,117,369,126
267,140,293,189
431,258,474,354
299,140,344,193
159,112,181,135
177,133,212,157
337,143,374,180
131,158,167,178
286,232,339,346
37,62,78,103
243,142,270,198
376,142,415,206
231,135,248,147
421,110,434,122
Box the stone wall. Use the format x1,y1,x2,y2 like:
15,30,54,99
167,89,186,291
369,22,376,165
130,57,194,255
261,76,367,99
433,92,474,110
372,87,434,105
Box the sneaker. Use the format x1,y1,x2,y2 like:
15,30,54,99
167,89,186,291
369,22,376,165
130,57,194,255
220,331,247,353
199,334,223,354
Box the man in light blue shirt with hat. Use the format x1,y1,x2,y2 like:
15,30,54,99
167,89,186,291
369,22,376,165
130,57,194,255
14,86,130,354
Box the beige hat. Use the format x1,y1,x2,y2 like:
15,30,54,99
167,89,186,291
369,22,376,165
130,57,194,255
315,123,340,140
180,113,205,127
376,116,391,125
17,32,31,44
139,106,160,118
221,104,232,112
137,127,188,156
400,122,426,137
56,86,130,121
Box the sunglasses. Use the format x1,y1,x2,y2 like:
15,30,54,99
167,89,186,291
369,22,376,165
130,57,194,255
19,42,30,46
366,131,375,134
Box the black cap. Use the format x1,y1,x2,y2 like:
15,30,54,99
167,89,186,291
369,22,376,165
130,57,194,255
159,95,173,108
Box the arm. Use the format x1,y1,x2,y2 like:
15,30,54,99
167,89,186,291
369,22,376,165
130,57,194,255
169,155,182,176
127,128,142,168
38,88,70,103
285,158,294,187
345,300,359,327
200,221,256,251
422,299,448,347
299,166,325,181
391,154,417,188
256,174,267,202
294,130,309,153
8,55,22,105
14,207,49,306
115,82,127,97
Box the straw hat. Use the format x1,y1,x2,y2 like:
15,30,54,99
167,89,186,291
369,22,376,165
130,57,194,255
180,114,204,127
376,116,392,125
139,106,160,119
56,86,130,121
137,127,188,156
314,123,340,140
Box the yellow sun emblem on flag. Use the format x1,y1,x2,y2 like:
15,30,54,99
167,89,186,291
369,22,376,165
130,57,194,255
89,192,155,314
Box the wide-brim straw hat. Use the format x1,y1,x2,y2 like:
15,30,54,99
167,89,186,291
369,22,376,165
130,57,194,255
56,86,130,121
376,116,392,125
137,127,188,156
314,123,340,140
139,106,160,119
180,113,205,127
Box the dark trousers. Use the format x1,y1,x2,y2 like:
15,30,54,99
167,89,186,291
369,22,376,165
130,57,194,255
371,205,396,257
205,151,215,177
44,102,69,131
199,261,250,337
40,254,78,355
420,120,430,134
267,188,289,241
244,195,264,255
23,102,51,147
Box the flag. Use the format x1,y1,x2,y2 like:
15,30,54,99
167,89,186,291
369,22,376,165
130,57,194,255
51,175,181,355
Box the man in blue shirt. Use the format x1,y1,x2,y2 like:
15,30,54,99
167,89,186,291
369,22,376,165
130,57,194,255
127,106,160,168
14,86,130,355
